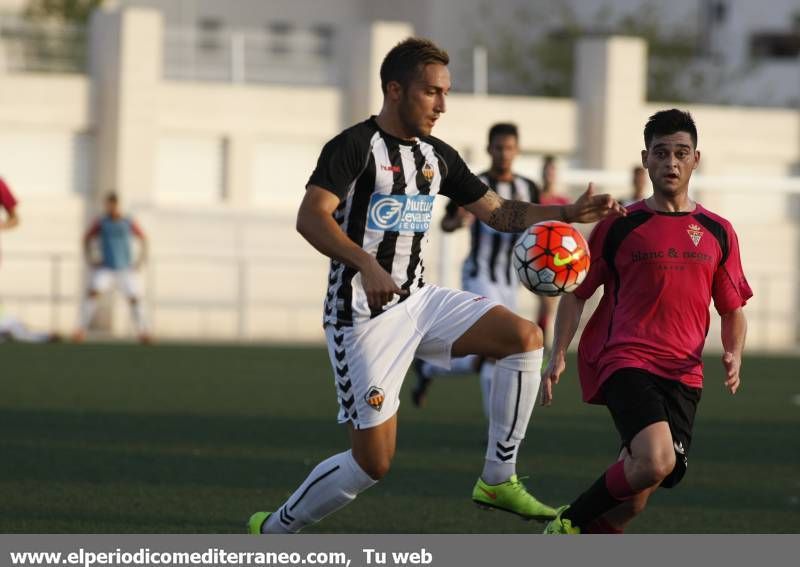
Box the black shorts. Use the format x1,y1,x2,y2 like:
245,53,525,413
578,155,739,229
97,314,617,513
602,368,702,488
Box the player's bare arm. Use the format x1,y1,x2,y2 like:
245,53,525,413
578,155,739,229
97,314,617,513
298,185,408,310
135,235,148,269
466,183,626,232
720,307,747,395
82,226,100,267
541,293,586,406
0,208,19,231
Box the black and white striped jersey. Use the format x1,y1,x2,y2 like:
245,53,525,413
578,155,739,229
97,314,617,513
455,173,539,287
307,117,488,327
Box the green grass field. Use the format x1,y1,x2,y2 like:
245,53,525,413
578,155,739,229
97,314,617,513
0,342,798,533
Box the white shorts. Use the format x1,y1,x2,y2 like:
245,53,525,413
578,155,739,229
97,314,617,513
462,274,518,312
324,284,498,429
90,268,141,298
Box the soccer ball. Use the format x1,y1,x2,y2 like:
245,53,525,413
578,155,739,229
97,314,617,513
513,221,590,296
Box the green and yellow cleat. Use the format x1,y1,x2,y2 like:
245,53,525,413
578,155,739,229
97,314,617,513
542,506,580,534
472,475,557,522
247,511,272,535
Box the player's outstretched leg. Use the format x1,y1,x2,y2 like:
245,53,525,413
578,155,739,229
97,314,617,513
252,417,394,533
254,449,377,533
452,306,556,521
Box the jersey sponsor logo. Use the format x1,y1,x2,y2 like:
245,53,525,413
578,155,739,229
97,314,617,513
367,194,435,232
380,164,401,173
687,224,704,247
365,386,385,411
422,162,435,182
553,250,584,267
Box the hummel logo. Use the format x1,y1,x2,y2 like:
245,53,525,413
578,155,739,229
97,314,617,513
673,441,686,455
553,250,583,267
478,486,498,500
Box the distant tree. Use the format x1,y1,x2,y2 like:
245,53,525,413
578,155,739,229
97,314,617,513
24,0,105,25
470,0,732,103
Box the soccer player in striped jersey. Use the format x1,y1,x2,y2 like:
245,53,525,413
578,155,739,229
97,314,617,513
411,122,540,416
248,37,626,534
542,109,752,534
74,193,150,343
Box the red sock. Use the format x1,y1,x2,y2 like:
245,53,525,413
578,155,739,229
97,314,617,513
585,517,624,534
605,460,636,500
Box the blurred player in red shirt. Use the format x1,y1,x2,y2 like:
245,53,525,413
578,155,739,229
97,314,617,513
0,177,20,258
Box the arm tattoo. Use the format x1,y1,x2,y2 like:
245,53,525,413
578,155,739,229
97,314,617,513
486,193,530,232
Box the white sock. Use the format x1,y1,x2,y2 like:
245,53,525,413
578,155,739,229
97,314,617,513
130,300,147,334
482,348,543,485
449,355,478,374
262,449,377,533
421,355,476,380
479,360,495,419
79,297,99,330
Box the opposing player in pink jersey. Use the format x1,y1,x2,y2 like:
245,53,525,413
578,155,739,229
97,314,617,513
0,177,20,257
542,109,752,534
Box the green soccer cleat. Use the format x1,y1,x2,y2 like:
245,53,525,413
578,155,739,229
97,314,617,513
247,511,272,535
542,506,581,534
472,475,558,521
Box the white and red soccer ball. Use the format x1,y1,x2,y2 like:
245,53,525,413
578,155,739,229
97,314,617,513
513,221,590,296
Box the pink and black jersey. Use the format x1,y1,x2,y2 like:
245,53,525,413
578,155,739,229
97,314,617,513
0,178,17,213
574,201,752,404
307,117,488,327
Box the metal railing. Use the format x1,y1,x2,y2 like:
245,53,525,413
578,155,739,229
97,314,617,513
0,244,797,349
163,27,339,86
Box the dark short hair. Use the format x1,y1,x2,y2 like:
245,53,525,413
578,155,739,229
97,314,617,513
488,123,518,145
644,109,698,149
380,37,449,94
106,192,118,203
542,155,556,167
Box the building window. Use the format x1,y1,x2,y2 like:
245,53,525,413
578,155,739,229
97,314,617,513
198,17,223,52
750,32,800,60
311,24,334,58
267,21,293,55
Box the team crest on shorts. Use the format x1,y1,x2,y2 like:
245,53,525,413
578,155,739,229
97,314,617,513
422,162,435,183
365,386,385,411
687,224,703,247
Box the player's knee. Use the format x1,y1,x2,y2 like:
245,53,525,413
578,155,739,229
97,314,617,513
513,320,543,353
635,451,676,487
357,455,393,480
